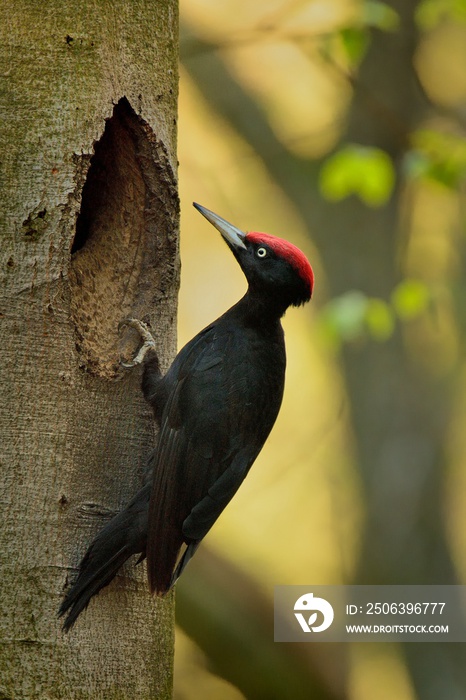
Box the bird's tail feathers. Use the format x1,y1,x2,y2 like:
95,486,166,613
169,540,200,588
59,541,134,631
59,484,149,631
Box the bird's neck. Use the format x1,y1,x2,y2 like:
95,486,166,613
230,290,288,328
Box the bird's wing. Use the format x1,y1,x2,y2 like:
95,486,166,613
145,325,280,594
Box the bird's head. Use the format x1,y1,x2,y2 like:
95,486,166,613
193,203,314,312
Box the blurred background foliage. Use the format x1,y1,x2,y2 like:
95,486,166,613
172,0,466,698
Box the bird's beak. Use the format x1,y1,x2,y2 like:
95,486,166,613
193,203,247,250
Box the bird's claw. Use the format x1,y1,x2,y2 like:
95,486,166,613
119,318,156,368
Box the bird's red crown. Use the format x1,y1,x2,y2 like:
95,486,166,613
246,231,314,296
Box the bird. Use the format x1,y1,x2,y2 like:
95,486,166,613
59,202,314,630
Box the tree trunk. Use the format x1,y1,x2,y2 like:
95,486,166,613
0,2,179,698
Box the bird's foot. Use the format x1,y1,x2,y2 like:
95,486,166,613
119,318,156,368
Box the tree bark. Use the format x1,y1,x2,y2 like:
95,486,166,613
0,1,179,697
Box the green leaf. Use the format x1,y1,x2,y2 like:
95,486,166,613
391,280,431,320
406,130,466,188
416,0,448,28
339,27,370,65
416,0,466,29
320,282,431,349
365,299,395,340
319,144,395,207
453,0,466,21
321,291,369,342
361,1,400,30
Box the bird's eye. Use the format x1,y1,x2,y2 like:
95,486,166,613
256,247,267,258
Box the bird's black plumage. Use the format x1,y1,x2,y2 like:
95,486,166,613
59,203,313,630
